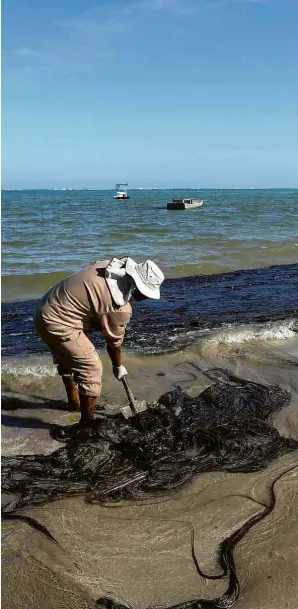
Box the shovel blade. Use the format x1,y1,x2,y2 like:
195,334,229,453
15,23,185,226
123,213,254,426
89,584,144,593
120,400,148,419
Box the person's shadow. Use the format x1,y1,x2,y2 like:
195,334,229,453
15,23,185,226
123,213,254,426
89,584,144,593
1,392,71,430
1,414,52,430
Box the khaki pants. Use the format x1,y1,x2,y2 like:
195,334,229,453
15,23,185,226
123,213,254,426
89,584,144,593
36,318,103,397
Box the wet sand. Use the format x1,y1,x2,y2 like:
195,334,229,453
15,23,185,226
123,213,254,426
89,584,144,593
2,335,298,609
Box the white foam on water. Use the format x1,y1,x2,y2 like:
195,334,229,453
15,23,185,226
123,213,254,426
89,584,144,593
2,363,57,378
210,320,296,346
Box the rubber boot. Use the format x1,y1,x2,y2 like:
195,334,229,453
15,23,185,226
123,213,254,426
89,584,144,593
79,393,97,427
62,377,80,411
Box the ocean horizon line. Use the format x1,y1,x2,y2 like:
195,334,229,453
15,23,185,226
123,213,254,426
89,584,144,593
2,187,298,192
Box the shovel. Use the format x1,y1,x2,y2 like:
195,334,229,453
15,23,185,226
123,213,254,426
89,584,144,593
120,377,147,419
121,376,137,414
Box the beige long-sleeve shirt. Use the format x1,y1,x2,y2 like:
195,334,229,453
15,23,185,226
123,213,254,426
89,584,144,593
35,260,132,346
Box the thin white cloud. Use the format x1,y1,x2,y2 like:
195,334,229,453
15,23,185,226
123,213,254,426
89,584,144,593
16,47,37,56
203,0,266,4
136,0,197,14
131,0,268,20
136,0,263,10
6,0,266,76
138,0,191,9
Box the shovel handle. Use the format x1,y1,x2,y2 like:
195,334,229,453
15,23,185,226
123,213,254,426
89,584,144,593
121,377,137,414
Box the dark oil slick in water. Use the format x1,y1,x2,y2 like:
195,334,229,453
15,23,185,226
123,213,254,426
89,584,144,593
2,369,298,609
2,263,298,356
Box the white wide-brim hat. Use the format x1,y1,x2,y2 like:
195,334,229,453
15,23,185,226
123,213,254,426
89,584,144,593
126,258,164,299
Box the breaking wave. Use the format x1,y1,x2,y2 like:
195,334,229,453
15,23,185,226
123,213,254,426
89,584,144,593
2,363,56,378
207,319,296,346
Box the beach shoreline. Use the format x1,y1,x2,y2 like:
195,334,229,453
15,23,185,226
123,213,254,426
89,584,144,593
2,337,298,609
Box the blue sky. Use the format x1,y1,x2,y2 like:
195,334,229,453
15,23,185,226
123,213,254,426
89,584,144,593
2,0,298,188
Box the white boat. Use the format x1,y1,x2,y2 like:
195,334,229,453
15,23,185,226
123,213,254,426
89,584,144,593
167,198,203,210
114,183,130,199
